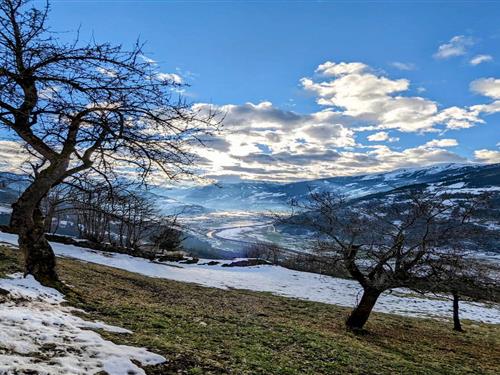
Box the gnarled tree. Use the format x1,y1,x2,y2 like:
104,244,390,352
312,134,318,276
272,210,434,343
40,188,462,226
293,189,488,330
0,0,218,285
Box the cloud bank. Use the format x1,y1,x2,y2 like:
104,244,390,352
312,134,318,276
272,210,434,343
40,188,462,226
1,60,499,183
189,61,499,181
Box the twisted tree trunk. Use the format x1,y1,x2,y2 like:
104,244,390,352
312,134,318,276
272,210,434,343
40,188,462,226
9,162,68,286
346,288,381,330
11,204,58,285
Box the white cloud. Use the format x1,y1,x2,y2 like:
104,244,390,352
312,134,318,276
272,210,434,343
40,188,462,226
156,72,183,84
434,35,474,59
390,62,416,71
139,55,157,64
315,61,368,76
195,101,356,150
474,149,500,164
470,78,500,99
470,100,500,115
0,141,27,173
301,65,424,128
363,144,466,170
423,139,458,148
2,60,499,183
469,54,493,66
189,100,478,181
96,67,117,78
227,144,468,181
301,61,487,133
189,101,360,180
367,131,399,143
367,132,389,142
434,106,483,129
186,62,500,181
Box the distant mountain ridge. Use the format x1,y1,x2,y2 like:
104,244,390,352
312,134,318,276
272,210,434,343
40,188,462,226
1,163,498,257
161,163,500,211
1,163,499,213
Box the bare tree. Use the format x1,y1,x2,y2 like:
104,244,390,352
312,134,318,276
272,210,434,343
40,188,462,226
113,191,158,249
419,249,500,332
293,190,488,330
69,180,114,243
151,217,184,255
245,242,283,265
39,184,69,233
0,0,219,284
66,176,165,251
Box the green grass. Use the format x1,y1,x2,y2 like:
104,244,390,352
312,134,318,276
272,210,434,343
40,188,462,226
1,245,499,374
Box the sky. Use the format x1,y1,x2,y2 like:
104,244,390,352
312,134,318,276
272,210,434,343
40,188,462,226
2,0,500,182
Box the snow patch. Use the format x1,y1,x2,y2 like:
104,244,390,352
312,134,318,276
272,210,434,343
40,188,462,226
0,273,165,374
1,231,499,324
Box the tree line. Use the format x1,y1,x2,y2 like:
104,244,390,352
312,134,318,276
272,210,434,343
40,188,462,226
39,177,183,255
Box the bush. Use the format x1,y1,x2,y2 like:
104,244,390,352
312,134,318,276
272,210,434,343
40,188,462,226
244,242,283,264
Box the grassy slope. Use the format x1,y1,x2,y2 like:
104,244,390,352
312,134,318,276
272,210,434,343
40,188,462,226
0,245,499,375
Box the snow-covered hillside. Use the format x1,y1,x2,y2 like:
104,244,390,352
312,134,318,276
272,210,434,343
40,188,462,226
1,163,498,259
156,163,500,211
1,231,499,324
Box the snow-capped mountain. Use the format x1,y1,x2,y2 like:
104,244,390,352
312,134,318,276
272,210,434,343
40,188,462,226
1,163,499,214
159,163,500,211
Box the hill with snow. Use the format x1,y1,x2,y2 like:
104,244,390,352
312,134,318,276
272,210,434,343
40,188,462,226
156,163,500,211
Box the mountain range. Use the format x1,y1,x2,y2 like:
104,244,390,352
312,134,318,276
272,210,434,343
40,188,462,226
158,163,500,212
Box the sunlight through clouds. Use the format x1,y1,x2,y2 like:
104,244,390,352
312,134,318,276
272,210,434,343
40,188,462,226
184,61,500,181
1,61,499,183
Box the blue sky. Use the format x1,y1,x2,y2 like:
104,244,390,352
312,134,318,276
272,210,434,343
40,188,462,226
6,0,499,181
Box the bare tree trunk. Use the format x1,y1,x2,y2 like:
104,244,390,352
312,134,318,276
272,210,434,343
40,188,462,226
52,213,60,234
9,163,68,286
452,292,464,332
11,195,58,286
346,288,381,330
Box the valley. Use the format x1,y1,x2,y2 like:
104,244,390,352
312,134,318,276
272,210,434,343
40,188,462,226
2,163,499,260
147,163,500,259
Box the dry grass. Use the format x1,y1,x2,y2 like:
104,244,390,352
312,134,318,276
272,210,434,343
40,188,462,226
1,245,499,374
